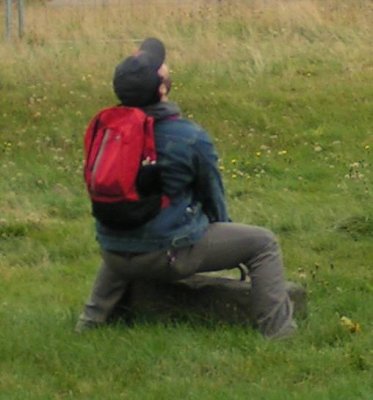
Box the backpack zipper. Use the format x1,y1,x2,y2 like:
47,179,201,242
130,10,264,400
90,128,110,194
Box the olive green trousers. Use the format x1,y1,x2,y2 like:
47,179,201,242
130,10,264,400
77,223,296,338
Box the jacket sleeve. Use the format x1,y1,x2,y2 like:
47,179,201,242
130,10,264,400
193,130,230,223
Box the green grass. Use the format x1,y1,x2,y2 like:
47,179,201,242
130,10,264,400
1,1,372,398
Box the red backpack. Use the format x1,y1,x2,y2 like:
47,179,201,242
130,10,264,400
84,106,169,230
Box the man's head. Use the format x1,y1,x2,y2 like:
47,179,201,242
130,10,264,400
113,37,171,107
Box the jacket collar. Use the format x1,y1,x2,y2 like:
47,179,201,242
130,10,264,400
141,101,181,121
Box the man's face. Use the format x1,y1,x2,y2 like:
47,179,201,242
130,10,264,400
157,63,172,96
158,63,169,81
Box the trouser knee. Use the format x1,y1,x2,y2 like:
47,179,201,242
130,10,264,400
253,227,279,253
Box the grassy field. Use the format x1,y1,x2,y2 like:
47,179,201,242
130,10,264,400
0,0,372,398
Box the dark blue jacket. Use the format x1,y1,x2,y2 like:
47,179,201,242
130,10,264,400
95,102,230,253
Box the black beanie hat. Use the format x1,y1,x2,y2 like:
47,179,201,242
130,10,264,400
113,38,166,107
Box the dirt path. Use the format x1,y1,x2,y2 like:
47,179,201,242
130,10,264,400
48,1,116,6
48,0,193,5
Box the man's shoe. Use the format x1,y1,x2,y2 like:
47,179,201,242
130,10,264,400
286,281,307,320
74,318,103,333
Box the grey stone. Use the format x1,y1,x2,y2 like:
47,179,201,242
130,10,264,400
112,274,307,325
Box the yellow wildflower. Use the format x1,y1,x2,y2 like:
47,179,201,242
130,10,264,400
340,316,361,333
